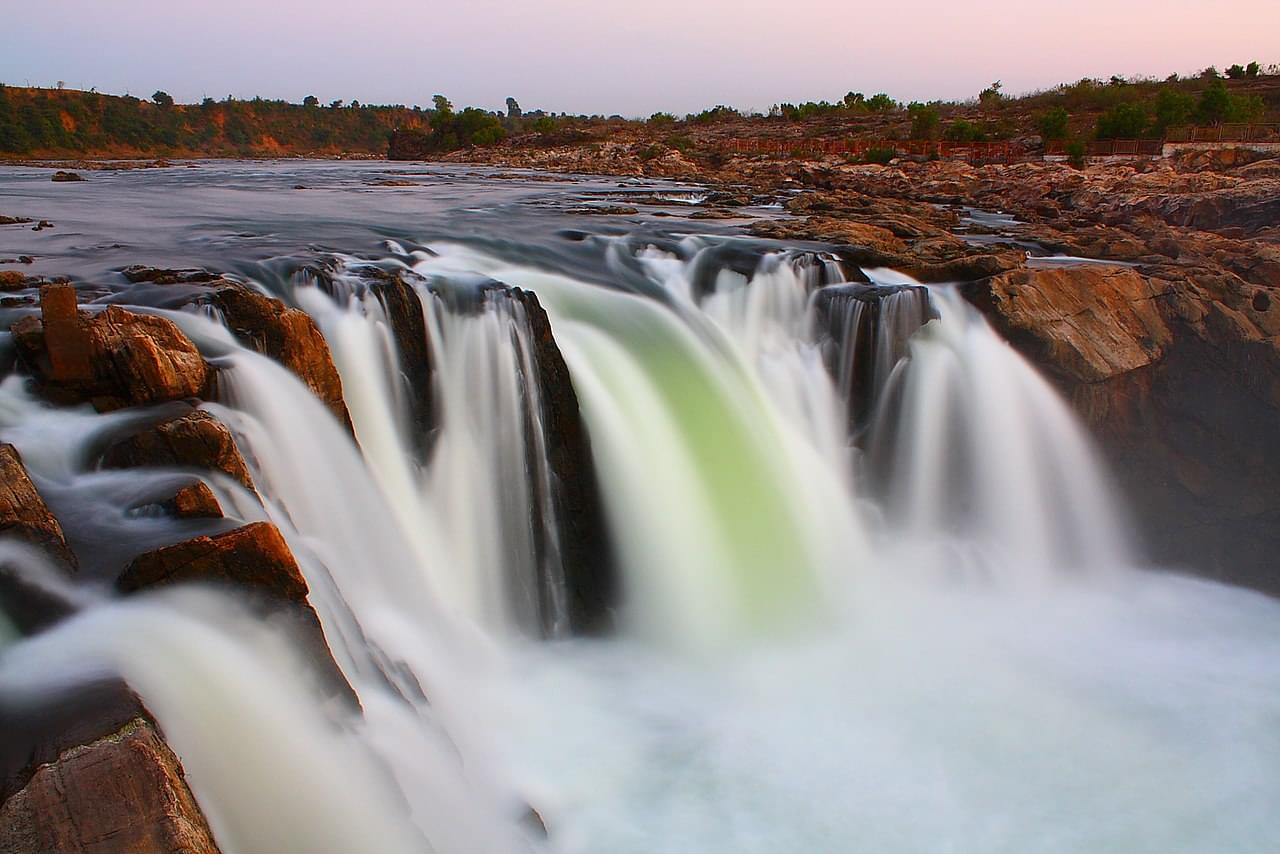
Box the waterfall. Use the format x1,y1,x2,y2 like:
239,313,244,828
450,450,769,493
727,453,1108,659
3,225,1278,854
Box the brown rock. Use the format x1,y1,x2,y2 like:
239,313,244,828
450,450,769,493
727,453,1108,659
102,409,255,492
0,718,219,854
961,266,1173,384
118,522,307,600
165,482,222,519
208,286,353,431
11,286,211,412
117,523,356,705
0,270,27,290
0,444,76,569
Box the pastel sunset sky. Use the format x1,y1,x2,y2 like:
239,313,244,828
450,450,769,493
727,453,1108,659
4,0,1277,114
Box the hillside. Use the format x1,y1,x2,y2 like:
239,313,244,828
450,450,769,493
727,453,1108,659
0,85,426,158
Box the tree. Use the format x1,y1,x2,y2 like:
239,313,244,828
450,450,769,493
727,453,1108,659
1153,89,1194,132
432,94,453,115
843,91,866,111
1226,64,1247,80
330,99,344,109
908,102,940,140
866,93,895,112
979,80,1003,109
152,90,174,108
1246,61,1261,79
1037,107,1070,140
1196,80,1231,124
1095,102,1149,139
505,97,522,119
303,95,319,107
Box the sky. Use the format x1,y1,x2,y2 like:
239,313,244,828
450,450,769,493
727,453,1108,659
3,1,1277,116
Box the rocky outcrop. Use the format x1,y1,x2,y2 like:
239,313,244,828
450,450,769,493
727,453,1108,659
11,285,211,411
101,408,256,492
0,718,218,854
0,444,77,570
509,288,616,634
118,523,355,704
118,522,307,599
963,264,1280,593
359,268,434,460
206,286,353,431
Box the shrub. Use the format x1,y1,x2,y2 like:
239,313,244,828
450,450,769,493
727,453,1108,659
907,102,940,140
1095,102,1149,139
1065,139,1087,168
944,119,988,142
978,81,1004,110
1037,107,1070,140
647,112,676,125
1153,89,1194,132
860,146,897,164
866,93,896,112
151,91,174,108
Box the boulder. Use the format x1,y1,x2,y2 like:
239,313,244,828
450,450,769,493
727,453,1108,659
0,444,76,570
207,286,353,431
164,482,223,519
11,286,211,412
101,409,255,492
118,523,355,705
118,522,307,599
49,171,84,183
0,718,219,854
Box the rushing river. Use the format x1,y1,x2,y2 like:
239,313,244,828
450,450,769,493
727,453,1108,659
1,161,1278,853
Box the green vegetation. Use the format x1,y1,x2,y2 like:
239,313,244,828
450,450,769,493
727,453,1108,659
1037,107,1069,141
859,146,897,164
907,103,940,140
1095,102,1150,139
0,85,425,155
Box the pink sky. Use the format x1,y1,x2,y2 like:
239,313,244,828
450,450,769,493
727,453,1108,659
4,0,1277,114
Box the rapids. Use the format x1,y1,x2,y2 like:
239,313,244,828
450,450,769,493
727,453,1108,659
1,162,1278,853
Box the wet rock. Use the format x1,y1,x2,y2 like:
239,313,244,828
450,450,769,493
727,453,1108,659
11,285,211,412
0,270,28,290
361,269,434,460
118,521,307,599
164,481,223,519
0,444,77,570
207,285,354,431
0,215,34,225
101,408,256,492
963,264,1280,594
0,718,219,854
49,171,84,182
118,523,355,705
509,288,617,634
120,266,218,285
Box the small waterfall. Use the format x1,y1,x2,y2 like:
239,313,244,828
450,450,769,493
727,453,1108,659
861,280,1134,580
419,284,570,638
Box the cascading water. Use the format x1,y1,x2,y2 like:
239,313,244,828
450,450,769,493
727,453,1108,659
3,207,1280,854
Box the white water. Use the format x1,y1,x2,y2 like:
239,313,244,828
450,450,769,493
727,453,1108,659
3,238,1280,853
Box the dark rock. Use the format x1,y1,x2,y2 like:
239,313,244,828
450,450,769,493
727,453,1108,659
50,171,84,182
120,266,218,285
11,286,212,412
509,288,617,634
365,270,434,460
963,264,1280,594
0,718,219,854
102,409,256,492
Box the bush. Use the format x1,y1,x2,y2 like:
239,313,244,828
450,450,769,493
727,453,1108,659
907,102,940,140
978,81,1004,110
860,146,897,164
1065,139,1087,168
1153,88,1194,131
1037,107,1069,140
866,93,896,112
1095,102,1149,139
647,112,675,125
944,119,988,142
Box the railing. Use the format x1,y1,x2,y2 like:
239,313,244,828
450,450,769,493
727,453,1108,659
1044,139,1165,157
1164,124,1280,143
721,137,1024,163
